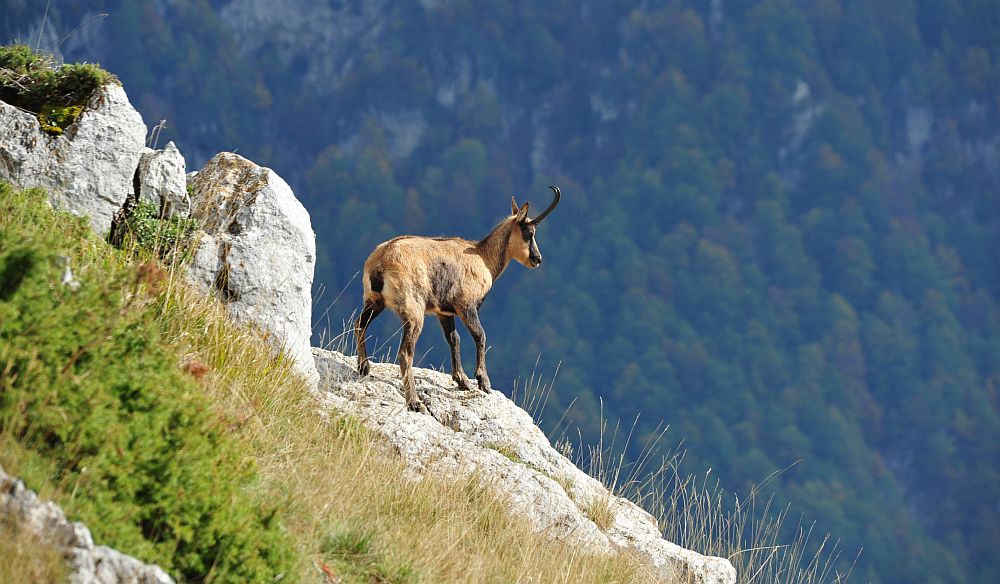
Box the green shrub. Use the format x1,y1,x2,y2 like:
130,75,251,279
0,44,115,134
117,200,199,258
0,184,295,582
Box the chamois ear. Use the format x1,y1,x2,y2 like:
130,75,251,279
515,202,530,223
511,196,519,215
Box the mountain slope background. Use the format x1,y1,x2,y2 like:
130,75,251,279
4,1,998,582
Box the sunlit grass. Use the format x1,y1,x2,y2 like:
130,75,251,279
0,524,69,584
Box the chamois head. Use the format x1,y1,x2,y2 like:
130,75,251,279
508,185,561,269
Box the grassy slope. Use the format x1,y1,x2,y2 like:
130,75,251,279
0,185,660,582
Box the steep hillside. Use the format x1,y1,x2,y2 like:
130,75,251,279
4,1,998,581
0,183,690,582
0,50,744,581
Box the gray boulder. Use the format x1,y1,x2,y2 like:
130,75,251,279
188,152,318,385
313,348,737,584
137,141,190,218
0,83,147,235
0,464,174,584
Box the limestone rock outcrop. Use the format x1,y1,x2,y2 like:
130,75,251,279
0,82,319,384
0,464,174,584
188,152,318,385
137,141,190,218
0,84,147,235
313,348,737,584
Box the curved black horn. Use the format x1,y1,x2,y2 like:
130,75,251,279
530,185,561,224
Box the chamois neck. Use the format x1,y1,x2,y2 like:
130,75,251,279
476,219,514,281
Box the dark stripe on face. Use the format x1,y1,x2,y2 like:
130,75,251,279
528,235,542,265
370,270,384,293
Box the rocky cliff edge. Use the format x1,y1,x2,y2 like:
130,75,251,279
315,348,737,584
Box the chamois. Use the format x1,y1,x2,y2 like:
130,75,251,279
356,186,561,413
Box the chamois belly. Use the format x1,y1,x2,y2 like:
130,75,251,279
425,259,462,316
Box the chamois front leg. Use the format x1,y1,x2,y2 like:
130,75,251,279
461,306,491,393
438,315,471,390
398,316,427,413
356,298,385,376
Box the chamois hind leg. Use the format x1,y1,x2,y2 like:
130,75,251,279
460,306,491,393
398,313,427,413
438,315,471,390
356,298,385,376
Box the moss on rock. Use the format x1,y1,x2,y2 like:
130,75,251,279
0,44,116,135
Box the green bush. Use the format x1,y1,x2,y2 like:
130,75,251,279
118,200,199,258
0,44,115,134
0,184,296,582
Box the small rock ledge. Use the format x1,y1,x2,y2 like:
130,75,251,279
0,464,174,584
314,348,737,584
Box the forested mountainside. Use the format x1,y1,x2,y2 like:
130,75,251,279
4,1,998,581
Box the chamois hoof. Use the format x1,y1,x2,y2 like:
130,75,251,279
358,359,371,377
477,375,492,393
454,376,472,391
407,399,429,414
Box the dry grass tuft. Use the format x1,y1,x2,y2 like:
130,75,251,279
584,492,617,532
0,524,69,584
483,441,522,464
651,461,858,584
556,399,857,584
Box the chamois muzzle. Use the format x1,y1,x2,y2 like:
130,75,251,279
528,185,561,225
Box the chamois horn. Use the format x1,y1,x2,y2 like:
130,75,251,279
529,185,561,225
